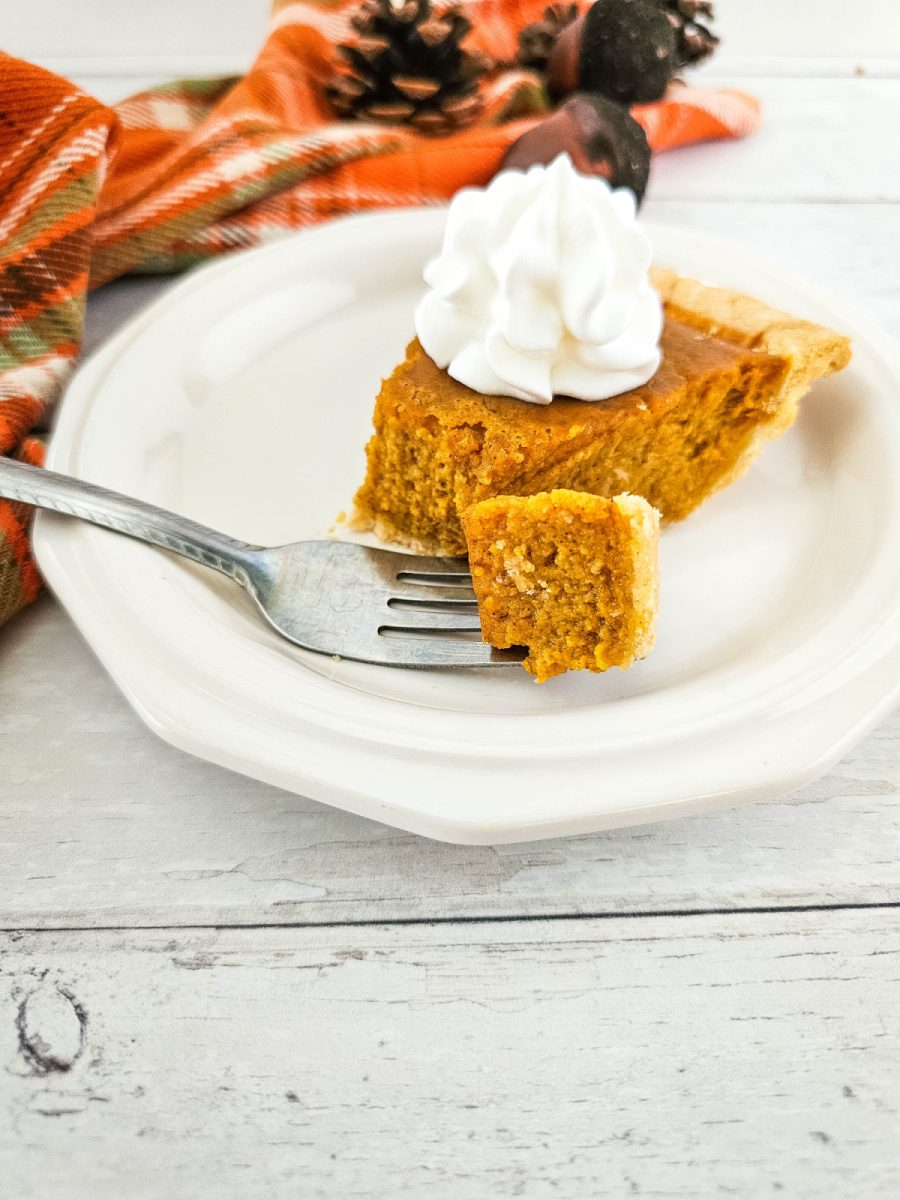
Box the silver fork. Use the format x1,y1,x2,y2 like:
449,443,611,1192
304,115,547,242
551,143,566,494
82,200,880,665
0,457,525,668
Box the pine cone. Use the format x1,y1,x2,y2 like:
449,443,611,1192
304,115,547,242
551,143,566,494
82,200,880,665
327,0,487,134
517,3,579,73
660,0,719,66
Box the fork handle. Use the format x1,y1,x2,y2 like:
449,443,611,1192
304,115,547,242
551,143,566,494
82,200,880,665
0,456,261,588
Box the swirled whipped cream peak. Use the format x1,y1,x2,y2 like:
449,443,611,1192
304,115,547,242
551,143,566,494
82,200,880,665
414,153,662,404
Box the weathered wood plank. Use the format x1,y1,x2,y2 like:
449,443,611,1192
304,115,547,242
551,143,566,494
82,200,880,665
1,911,898,1198
1,598,899,927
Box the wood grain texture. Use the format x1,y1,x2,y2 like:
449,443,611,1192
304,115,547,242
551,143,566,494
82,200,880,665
2,597,898,927
2,911,899,1199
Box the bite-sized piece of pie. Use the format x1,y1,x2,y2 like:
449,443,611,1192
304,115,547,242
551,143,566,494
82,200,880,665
462,489,659,682
353,273,851,555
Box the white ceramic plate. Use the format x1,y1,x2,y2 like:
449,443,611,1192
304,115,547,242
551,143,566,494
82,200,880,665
34,210,900,843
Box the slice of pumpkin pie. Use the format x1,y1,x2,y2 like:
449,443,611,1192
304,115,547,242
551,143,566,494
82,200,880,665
354,278,850,555
353,157,850,557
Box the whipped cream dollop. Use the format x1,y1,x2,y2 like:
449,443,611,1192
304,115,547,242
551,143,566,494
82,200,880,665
414,154,662,404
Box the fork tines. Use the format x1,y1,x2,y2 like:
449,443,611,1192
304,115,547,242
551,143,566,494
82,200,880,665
384,557,481,634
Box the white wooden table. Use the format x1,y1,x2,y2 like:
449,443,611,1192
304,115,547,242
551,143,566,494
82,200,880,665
2,6,900,1195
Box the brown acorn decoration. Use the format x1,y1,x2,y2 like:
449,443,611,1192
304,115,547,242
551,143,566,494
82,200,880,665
517,3,579,73
549,0,678,104
326,0,487,134
661,0,719,67
542,0,719,105
499,94,651,203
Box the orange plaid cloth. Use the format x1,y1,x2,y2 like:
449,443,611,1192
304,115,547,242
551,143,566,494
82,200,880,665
0,0,760,628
